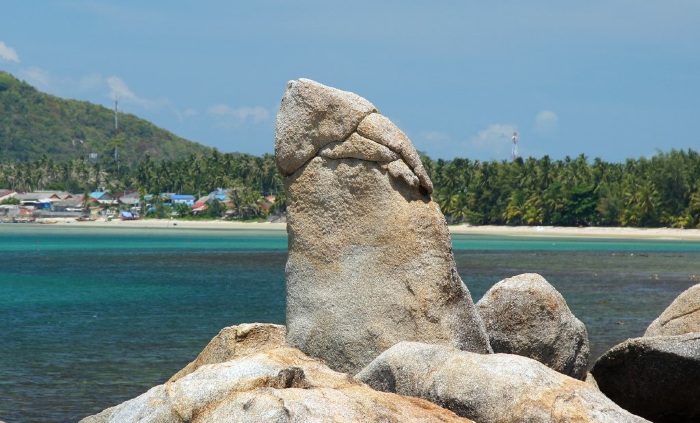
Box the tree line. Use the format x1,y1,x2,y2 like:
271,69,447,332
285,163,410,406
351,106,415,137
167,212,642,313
426,149,700,228
2,149,700,228
0,150,284,220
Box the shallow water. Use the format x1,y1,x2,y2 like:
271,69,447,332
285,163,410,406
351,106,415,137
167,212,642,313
0,226,698,422
451,234,700,362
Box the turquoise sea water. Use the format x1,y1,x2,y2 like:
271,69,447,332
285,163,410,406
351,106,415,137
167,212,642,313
1,225,698,422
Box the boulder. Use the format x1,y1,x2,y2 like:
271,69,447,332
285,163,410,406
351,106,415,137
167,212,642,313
645,283,700,337
80,347,473,423
276,78,491,374
591,333,700,423
169,323,286,382
583,372,599,390
275,78,377,177
475,273,589,379
357,342,649,423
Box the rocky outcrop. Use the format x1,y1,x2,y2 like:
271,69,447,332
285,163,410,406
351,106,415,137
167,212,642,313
80,347,472,423
357,342,649,423
169,323,286,382
276,78,490,374
645,283,700,337
591,333,700,423
476,273,589,379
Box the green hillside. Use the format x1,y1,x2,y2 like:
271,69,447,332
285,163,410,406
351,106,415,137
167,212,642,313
0,71,212,165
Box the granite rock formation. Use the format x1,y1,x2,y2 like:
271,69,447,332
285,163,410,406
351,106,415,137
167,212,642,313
476,273,589,379
81,346,472,423
357,341,649,423
169,323,286,383
276,78,491,374
591,333,700,423
644,283,700,337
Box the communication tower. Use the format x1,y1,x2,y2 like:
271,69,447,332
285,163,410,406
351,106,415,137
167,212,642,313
113,97,120,172
511,131,519,161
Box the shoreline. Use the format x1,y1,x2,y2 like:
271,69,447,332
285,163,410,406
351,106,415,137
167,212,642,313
447,224,700,240
8,218,700,240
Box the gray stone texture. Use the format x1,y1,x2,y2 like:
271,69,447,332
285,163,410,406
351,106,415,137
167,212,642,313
591,333,700,423
168,323,286,383
275,78,377,177
476,273,589,379
80,347,472,423
357,342,648,423
645,283,700,337
276,79,491,374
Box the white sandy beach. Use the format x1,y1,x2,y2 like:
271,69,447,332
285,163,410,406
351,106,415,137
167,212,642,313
46,218,289,231
448,224,700,240
36,217,700,240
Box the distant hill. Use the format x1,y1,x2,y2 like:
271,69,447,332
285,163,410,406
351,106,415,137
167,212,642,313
0,71,213,165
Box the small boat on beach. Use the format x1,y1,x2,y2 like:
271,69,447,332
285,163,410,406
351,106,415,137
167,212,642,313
119,211,139,221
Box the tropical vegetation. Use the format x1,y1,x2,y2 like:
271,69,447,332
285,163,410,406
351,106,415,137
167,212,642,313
426,149,700,229
2,70,699,226
2,149,700,227
0,71,211,164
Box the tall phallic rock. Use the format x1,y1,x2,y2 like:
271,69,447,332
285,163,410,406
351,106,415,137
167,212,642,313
276,78,491,374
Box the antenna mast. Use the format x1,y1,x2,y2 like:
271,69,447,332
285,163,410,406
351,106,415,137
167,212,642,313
511,131,519,161
113,97,120,172
114,97,119,133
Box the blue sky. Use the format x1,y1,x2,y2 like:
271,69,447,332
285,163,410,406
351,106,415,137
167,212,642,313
1,1,698,162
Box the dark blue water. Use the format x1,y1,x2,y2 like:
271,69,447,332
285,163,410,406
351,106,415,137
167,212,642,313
1,226,698,423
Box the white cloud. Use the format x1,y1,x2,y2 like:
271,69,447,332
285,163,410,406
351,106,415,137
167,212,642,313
21,67,51,87
107,76,166,110
534,110,558,135
0,41,19,62
466,123,518,158
107,76,140,103
78,73,105,92
173,107,199,122
208,104,270,127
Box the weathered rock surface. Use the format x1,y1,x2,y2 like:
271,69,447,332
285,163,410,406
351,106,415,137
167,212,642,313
357,342,649,423
169,323,286,382
476,273,589,379
276,78,491,374
591,333,700,423
584,372,599,390
80,347,472,423
645,283,700,337
275,78,378,177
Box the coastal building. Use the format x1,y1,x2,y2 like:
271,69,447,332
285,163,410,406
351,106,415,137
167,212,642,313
115,191,141,208
192,196,209,213
0,189,17,202
170,194,196,207
15,191,74,203
89,191,114,205
208,189,228,202
15,192,53,210
0,204,19,221
52,197,86,212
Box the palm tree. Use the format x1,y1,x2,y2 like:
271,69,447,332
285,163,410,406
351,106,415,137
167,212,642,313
621,177,661,227
503,190,526,225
